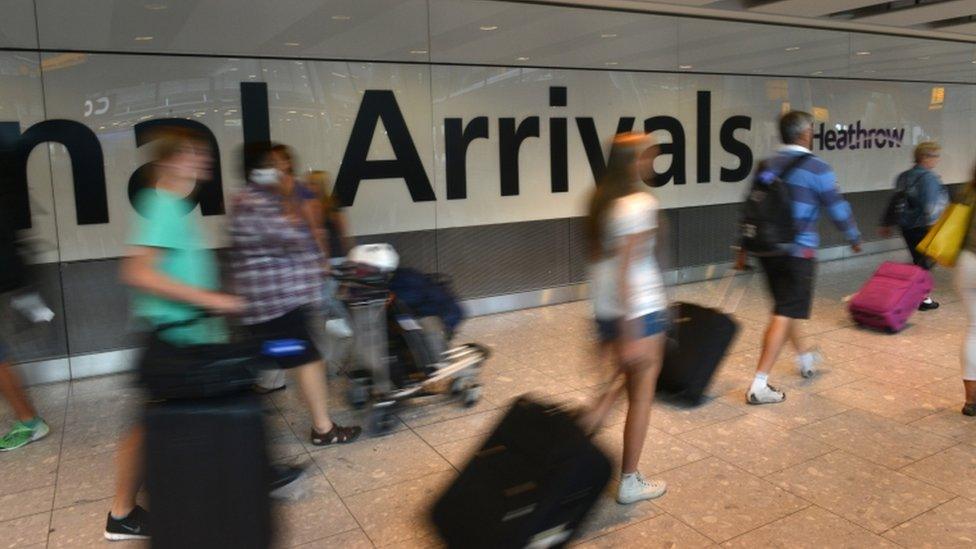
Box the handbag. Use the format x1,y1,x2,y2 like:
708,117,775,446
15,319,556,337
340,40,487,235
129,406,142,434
138,317,263,400
917,201,973,267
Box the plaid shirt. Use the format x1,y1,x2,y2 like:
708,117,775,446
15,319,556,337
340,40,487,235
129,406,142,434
229,184,324,325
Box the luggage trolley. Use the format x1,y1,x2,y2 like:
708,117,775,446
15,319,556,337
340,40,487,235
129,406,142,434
336,244,489,433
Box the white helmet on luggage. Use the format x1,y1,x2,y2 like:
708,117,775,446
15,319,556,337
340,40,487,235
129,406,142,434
348,243,400,272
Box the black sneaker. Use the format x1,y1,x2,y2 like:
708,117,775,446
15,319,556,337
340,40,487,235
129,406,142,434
919,300,940,311
104,505,150,541
963,403,976,417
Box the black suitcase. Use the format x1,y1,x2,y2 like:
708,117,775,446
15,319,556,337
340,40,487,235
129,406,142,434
657,302,738,407
431,397,611,548
144,394,272,549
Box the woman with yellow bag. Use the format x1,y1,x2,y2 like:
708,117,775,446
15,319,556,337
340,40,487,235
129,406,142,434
952,174,976,417
881,142,948,310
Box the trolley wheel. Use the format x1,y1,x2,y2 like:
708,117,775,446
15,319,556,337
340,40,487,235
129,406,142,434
462,384,482,408
347,381,369,410
370,405,398,435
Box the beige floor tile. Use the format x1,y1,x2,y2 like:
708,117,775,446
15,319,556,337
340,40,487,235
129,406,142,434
53,453,116,509
909,408,976,443
883,497,976,548
796,409,956,469
0,485,53,523
818,379,954,424
58,419,131,462
594,425,709,477
678,415,832,477
575,487,662,542
653,457,808,543
312,430,452,497
0,440,60,495
835,352,956,389
649,400,746,435
721,506,898,548
901,444,976,501
0,512,50,548
272,471,359,548
578,514,712,548
720,390,850,430
394,393,499,429
412,408,505,448
48,497,147,548
767,451,952,534
776,366,867,395
550,388,627,427
343,471,454,547
290,528,373,548
918,376,968,401
480,368,571,405
431,435,484,470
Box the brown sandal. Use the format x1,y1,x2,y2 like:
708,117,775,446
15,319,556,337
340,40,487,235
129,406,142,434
310,424,362,446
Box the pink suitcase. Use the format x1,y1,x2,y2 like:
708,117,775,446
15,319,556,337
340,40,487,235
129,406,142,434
848,262,932,333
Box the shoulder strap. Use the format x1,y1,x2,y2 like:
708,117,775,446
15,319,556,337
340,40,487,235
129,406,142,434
778,153,812,183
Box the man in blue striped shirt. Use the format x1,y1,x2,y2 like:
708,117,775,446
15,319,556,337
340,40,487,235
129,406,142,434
739,111,862,405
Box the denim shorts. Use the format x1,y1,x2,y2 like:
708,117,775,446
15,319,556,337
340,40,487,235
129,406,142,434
595,309,669,343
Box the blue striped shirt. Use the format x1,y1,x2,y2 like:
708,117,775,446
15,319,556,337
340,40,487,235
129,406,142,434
767,145,860,258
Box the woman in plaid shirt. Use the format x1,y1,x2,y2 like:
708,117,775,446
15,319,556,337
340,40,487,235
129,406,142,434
230,142,361,446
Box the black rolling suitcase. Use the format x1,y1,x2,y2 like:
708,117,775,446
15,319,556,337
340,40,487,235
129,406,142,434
144,394,272,549
431,397,611,548
657,302,738,406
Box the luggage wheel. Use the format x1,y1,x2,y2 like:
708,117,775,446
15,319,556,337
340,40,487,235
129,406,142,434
347,380,370,410
370,404,398,435
462,384,482,408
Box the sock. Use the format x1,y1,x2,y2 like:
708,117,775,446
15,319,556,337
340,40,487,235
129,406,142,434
110,509,131,521
797,352,813,369
21,417,41,429
923,297,934,304
750,372,769,394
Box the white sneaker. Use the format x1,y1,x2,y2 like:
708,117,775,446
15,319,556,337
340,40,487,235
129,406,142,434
796,347,823,379
746,384,786,405
617,472,667,504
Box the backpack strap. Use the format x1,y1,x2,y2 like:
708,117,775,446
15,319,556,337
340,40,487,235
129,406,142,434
778,153,812,184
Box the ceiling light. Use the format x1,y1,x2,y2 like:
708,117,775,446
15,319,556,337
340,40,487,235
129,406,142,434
918,56,930,60
679,64,693,69
971,60,976,64
134,36,154,41
479,25,498,31
600,33,617,39
410,49,428,55
811,70,824,75
604,61,618,66
785,46,800,52
855,51,871,56
287,110,297,114
516,56,530,61
331,15,351,20
248,74,256,78
144,3,167,10
284,42,300,47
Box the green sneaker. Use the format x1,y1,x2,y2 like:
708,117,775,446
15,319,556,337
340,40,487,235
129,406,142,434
0,419,50,451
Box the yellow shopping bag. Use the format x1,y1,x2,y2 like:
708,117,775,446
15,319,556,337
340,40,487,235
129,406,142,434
917,202,973,267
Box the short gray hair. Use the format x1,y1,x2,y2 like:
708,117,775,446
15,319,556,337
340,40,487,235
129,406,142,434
779,111,814,144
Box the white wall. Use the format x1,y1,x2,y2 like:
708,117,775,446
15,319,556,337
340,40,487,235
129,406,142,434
2,0,975,263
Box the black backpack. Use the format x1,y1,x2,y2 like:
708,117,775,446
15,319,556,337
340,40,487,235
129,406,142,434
740,153,810,256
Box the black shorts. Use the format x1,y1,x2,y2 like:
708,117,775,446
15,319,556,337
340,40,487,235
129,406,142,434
242,307,321,369
759,256,815,320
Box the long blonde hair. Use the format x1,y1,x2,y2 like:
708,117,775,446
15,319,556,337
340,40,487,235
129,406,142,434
585,132,654,260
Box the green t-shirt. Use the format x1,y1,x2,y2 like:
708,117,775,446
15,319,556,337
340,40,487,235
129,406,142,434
129,189,225,345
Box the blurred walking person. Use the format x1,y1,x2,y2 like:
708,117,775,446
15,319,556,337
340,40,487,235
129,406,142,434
881,141,948,310
953,168,976,416
580,132,669,505
106,127,244,540
737,111,861,405
229,142,361,446
0,195,50,452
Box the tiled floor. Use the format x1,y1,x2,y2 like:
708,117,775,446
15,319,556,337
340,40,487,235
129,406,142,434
2,250,976,547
